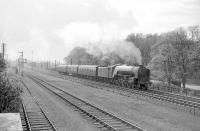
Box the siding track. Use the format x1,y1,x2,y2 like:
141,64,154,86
20,80,57,131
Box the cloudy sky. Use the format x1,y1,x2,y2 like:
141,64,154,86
0,0,200,61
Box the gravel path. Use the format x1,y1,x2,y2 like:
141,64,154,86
26,69,200,131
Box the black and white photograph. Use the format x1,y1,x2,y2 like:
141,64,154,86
0,0,200,130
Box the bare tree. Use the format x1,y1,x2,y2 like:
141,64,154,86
188,25,200,41
171,28,195,88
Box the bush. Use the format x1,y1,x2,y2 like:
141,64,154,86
0,73,22,113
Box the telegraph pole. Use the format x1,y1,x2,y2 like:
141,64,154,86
2,43,5,60
1,43,7,74
47,61,48,69
55,60,56,70
70,58,72,65
6,54,8,68
31,51,33,70
19,51,24,76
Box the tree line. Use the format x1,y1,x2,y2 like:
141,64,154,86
65,25,200,88
126,26,200,88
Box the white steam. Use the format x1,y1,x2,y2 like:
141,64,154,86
84,39,142,65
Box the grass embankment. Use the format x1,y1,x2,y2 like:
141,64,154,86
0,73,22,113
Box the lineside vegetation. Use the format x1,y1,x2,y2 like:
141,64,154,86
0,58,22,113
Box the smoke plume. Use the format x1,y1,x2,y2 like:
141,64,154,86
67,39,142,66
87,40,142,65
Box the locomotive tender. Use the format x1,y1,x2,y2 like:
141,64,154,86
55,64,150,89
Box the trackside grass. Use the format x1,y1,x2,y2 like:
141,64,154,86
0,73,22,113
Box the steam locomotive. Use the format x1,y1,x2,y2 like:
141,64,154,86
54,64,151,90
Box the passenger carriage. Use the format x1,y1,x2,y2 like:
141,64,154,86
97,65,118,82
66,65,79,76
55,65,66,74
78,65,99,79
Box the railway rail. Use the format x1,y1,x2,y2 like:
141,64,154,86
20,80,57,131
55,74,200,114
27,74,145,131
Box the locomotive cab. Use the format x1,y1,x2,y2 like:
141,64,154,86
138,65,150,89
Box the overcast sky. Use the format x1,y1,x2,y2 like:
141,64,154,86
0,0,200,62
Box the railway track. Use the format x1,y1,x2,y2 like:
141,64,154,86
20,80,57,131
148,89,200,103
34,69,200,106
27,74,145,131
56,74,200,112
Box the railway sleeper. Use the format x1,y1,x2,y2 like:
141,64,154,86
88,113,107,117
28,117,46,120
105,121,123,125
30,123,49,126
27,114,44,117
97,118,114,121
30,124,51,128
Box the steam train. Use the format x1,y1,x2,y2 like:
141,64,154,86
54,64,151,90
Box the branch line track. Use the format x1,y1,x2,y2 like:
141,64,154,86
20,80,57,131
